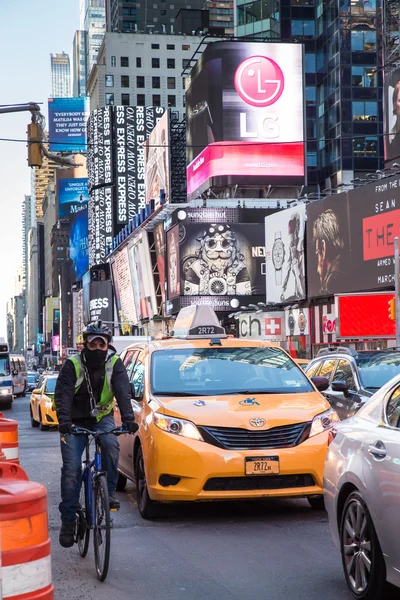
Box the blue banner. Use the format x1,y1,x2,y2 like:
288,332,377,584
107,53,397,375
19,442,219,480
69,207,89,281
58,178,89,219
48,97,89,152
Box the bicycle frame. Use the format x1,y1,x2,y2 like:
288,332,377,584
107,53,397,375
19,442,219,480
81,436,106,528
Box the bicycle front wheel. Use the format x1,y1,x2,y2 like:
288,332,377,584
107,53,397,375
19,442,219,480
93,475,111,581
77,478,90,557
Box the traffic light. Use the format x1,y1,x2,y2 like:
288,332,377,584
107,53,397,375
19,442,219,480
389,297,396,321
27,122,42,167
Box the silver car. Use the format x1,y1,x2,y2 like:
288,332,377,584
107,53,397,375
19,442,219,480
324,375,400,599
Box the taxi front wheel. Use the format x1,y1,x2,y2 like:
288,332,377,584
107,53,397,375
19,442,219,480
135,446,162,520
30,406,39,428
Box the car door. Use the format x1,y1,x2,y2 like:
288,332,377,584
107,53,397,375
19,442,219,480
361,383,400,575
31,381,43,421
328,359,362,420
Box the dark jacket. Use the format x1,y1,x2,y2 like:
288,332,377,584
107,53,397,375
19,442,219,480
55,346,134,427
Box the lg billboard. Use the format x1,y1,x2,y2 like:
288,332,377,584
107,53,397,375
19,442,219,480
186,41,305,197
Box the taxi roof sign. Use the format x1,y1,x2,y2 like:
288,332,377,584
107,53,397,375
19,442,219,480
172,305,227,339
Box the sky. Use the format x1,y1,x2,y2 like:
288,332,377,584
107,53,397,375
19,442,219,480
0,1,79,338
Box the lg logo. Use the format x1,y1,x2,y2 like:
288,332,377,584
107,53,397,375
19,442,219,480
234,56,284,108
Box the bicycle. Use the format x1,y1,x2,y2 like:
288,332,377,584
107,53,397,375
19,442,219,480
71,425,129,581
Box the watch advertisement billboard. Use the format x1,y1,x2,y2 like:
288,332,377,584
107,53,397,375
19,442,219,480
145,110,171,208
265,204,306,303
88,186,114,267
58,177,89,219
238,311,286,340
384,68,400,163
186,41,305,197
285,308,310,337
111,246,138,329
88,280,113,324
167,225,180,300
48,97,90,152
306,174,400,297
69,207,89,281
87,107,113,192
180,223,266,296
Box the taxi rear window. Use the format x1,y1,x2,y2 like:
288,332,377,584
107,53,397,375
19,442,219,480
151,347,313,396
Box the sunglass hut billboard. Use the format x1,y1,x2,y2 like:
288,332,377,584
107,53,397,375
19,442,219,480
186,41,305,197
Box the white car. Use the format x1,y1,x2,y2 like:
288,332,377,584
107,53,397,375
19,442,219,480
324,375,400,600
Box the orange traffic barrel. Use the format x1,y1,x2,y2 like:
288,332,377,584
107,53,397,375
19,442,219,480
0,462,54,599
0,415,19,463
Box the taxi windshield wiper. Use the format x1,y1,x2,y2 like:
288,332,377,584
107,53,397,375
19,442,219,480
231,389,286,395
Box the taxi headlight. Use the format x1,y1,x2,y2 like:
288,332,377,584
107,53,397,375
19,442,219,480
309,408,340,437
153,412,204,442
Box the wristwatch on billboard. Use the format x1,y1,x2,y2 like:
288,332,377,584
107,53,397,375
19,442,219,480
298,309,307,334
288,309,295,337
272,231,285,286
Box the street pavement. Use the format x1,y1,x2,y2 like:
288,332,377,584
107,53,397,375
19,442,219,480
9,396,353,600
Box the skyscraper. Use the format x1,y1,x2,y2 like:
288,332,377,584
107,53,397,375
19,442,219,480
50,52,71,98
80,0,106,77
22,194,36,293
71,30,88,97
106,0,205,33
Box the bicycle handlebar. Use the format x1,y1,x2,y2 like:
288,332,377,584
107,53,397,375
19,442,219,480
70,426,130,437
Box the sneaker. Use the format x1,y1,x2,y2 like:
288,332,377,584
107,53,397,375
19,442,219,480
59,521,75,548
109,493,120,511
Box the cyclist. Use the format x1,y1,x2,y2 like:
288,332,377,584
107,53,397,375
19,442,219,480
54,321,138,548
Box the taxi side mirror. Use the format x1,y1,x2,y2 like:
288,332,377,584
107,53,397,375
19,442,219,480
311,376,330,393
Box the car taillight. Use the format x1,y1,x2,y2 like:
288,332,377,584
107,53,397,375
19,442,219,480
328,428,338,446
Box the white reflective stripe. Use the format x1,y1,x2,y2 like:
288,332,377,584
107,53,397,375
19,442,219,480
2,555,52,598
2,447,19,459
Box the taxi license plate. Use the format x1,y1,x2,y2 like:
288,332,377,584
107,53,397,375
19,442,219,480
245,456,280,476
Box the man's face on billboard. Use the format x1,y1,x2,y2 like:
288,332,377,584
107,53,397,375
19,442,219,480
315,239,326,283
395,87,400,118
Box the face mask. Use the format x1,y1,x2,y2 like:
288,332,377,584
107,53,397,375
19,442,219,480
83,348,108,369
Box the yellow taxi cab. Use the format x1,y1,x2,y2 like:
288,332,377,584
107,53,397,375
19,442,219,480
30,375,59,431
115,306,338,519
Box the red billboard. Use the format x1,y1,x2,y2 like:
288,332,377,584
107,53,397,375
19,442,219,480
336,293,395,339
186,42,305,198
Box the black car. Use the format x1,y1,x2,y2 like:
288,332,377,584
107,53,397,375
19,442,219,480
304,347,400,420
27,372,39,392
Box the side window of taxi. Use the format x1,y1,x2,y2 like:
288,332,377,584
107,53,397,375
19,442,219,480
131,358,145,400
386,385,400,428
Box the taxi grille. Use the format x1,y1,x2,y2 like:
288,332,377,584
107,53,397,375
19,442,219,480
198,422,311,451
203,474,315,492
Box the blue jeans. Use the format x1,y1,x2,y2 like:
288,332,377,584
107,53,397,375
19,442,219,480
59,413,120,522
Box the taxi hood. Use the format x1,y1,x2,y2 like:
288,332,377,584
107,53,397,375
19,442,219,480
154,392,331,428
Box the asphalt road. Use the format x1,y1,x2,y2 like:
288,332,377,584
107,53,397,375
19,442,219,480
8,396,353,600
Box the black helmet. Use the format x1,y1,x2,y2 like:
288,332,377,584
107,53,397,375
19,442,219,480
82,321,113,343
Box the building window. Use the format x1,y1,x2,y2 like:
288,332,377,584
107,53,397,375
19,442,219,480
136,57,142,68
167,77,176,89
182,44,190,50
121,56,129,67
105,74,114,87
183,95,186,107
152,57,160,68
151,43,160,49
152,76,160,88
351,30,376,52
167,45,175,50
291,20,315,36
182,59,191,69
121,93,130,106
351,65,376,87
152,94,161,106
105,93,114,105
352,136,378,156
352,101,377,121
305,86,316,107
167,58,175,69
137,94,145,106
137,75,145,88
111,56,116,67
121,75,130,87
307,151,317,166
161,9,167,15
305,54,315,73
168,95,176,107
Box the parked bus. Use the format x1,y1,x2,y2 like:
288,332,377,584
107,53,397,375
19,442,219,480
0,342,13,409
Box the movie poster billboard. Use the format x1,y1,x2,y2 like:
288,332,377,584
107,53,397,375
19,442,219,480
186,41,305,197
384,68,400,163
167,225,180,299
48,97,90,152
128,232,157,321
69,207,89,281
145,111,171,208
58,177,89,218
180,223,266,296
265,204,306,303
111,246,137,328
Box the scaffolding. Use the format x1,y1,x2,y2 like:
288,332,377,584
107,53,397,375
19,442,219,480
383,0,400,69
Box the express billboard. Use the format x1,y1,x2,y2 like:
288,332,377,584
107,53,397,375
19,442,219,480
384,68,400,163
145,111,171,208
87,107,113,192
186,41,305,197
265,204,306,303
306,174,400,297
48,97,90,152
88,185,114,267
88,280,113,324
58,177,89,218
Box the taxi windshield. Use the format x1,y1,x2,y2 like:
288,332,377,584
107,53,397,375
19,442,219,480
151,347,313,396
45,377,57,394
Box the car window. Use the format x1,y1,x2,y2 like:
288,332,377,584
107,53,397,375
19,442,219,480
318,359,337,382
45,378,57,394
123,349,139,380
386,385,400,428
333,360,357,391
131,361,145,399
305,362,321,378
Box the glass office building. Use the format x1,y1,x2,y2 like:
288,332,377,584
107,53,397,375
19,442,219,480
80,0,106,77
50,53,71,98
234,0,383,188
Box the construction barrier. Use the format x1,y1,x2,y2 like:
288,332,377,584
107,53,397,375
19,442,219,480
0,462,54,599
0,414,19,463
